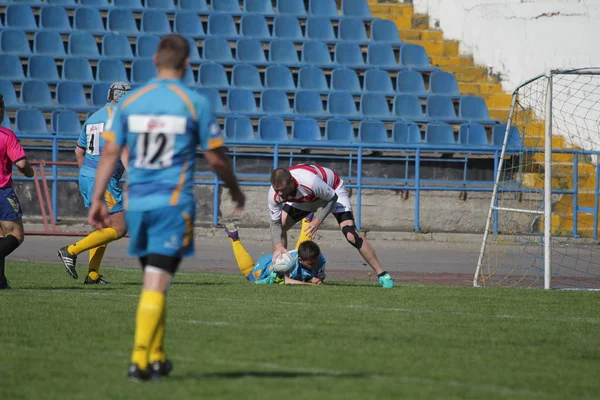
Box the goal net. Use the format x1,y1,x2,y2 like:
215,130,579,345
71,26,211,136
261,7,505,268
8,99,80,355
475,68,600,289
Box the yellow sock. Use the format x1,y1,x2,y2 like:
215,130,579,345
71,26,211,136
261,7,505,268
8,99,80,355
149,308,167,364
88,245,107,277
131,290,165,370
231,240,255,277
68,228,118,256
294,217,313,250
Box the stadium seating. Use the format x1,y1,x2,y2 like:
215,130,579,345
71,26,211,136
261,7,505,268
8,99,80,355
328,92,359,117
259,116,288,141
459,123,488,145
174,12,205,38
16,109,50,135
326,118,355,141
339,18,369,43
237,39,268,63
292,118,321,141
224,116,255,140
244,0,272,15
0,30,32,55
359,120,388,142
21,80,54,108
102,33,135,59
33,31,67,56
294,91,327,115
393,122,422,144
425,122,456,144
52,110,81,135
269,40,300,64
331,68,362,92
240,15,271,39
27,55,61,81
493,124,522,147
260,89,291,115
0,80,21,109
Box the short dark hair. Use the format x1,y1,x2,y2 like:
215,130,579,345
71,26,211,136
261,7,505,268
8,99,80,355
270,168,292,186
156,34,189,71
298,240,321,260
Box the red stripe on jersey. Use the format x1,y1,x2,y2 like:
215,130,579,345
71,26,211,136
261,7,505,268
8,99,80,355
289,164,341,190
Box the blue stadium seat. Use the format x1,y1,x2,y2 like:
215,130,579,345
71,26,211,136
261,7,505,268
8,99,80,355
306,17,335,41
198,62,230,88
240,14,271,39
0,80,20,109
258,116,288,141
331,68,361,92
232,64,263,89
179,0,208,11
21,80,54,108
364,69,394,94
202,37,235,62
392,122,422,144
131,59,157,84
302,41,333,66
34,31,66,56
183,67,195,85
27,55,60,81
261,89,291,115
5,4,37,30
309,0,338,17
91,83,111,106
52,111,81,135
208,14,239,37
102,33,134,58
1,115,12,131
367,43,398,68
425,122,455,145
16,109,49,135
459,123,488,145
224,116,255,141
212,0,241,12
136,35,160,57
371,19,401,43
174,12,205,38
146,0,175,10
277,0,306,15
244,0,273,14
227,89,257,113
97,59,128,82
326,118,354,141
359,120,388,142
187,38,201,63
393,94,427,121
400,44,432,70
0,30,32,55
294,90,326,115
430,71,460,96
273,16,303,39
114,0,143,8
292,118,321,141
0,55,24,80
334,43,365,67
492,124,522,147
341,0,371,17
196,87,225,114
141,11,172,35
74,7,106,33
236,39,267,63
107,9,139,35
264,65,295,90
299,67,328,91
396,70,427,96
48,0,77,5
269,40,300,64
40,6,71,31
339,18,368,42
328,92,358,116
56,82,90,110
68,31,100,57
426,95,458,122
62,57,94,82
459,96,496,123
360,93,391,118
80,0,111,6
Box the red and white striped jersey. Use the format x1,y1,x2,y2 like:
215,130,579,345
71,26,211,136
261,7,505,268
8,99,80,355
268,164,342,221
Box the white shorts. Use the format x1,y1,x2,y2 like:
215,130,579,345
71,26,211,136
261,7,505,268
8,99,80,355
288,183,352,214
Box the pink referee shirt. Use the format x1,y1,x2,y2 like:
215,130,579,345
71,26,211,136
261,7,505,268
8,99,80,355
0,127,26,188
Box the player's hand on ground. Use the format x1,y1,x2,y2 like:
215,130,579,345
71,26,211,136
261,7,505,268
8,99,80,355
231,190,245,215
311,277,323,285
303,218,322,237
88,200,110,229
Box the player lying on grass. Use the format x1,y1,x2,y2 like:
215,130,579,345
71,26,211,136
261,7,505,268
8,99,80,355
223,215,325,285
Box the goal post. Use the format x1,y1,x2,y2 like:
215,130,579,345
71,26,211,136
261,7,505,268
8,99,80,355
475,68,600,289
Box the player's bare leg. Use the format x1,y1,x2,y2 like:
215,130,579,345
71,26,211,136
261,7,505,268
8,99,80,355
0,220,24,289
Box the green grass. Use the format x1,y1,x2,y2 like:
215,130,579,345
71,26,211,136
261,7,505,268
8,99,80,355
2,261,600,400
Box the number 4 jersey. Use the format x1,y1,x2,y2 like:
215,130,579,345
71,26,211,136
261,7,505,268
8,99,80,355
78,104,125,181
102,78,224,212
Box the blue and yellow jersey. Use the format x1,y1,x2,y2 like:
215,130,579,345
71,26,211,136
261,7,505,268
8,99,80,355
102,78,224,211
78,104,125,181
254,250,327,281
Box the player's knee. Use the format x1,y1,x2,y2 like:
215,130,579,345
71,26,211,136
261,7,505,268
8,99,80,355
341,225,363,250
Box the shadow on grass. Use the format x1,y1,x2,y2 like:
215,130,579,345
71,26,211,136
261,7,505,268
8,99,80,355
171,370,376,380
118,282,231,287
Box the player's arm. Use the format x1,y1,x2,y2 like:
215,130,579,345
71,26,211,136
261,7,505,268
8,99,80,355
75,146,85,169
15,158,33,178
267,188,286,248
304,178,338,236
76,123,87,169
284,276,319,285
120,144,129,170
6,132,34,177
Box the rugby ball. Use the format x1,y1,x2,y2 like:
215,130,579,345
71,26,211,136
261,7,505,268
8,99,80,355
272,253,294,275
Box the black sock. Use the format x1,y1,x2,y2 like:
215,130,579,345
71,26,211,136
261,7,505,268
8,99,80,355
377,271,389,278
0,257,5,283
0,235,20,258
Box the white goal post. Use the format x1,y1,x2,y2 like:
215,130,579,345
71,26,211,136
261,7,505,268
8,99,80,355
475,68,600,290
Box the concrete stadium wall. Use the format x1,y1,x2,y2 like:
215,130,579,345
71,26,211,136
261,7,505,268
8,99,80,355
413,0,599,90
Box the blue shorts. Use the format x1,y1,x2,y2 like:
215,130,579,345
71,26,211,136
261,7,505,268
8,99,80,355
125,203,195,259
79,175,124,214
0,187,23,221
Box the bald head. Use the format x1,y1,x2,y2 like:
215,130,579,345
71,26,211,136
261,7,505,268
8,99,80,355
270,168,292,186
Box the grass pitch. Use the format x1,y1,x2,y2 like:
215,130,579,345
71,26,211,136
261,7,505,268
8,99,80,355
1,261,600,400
